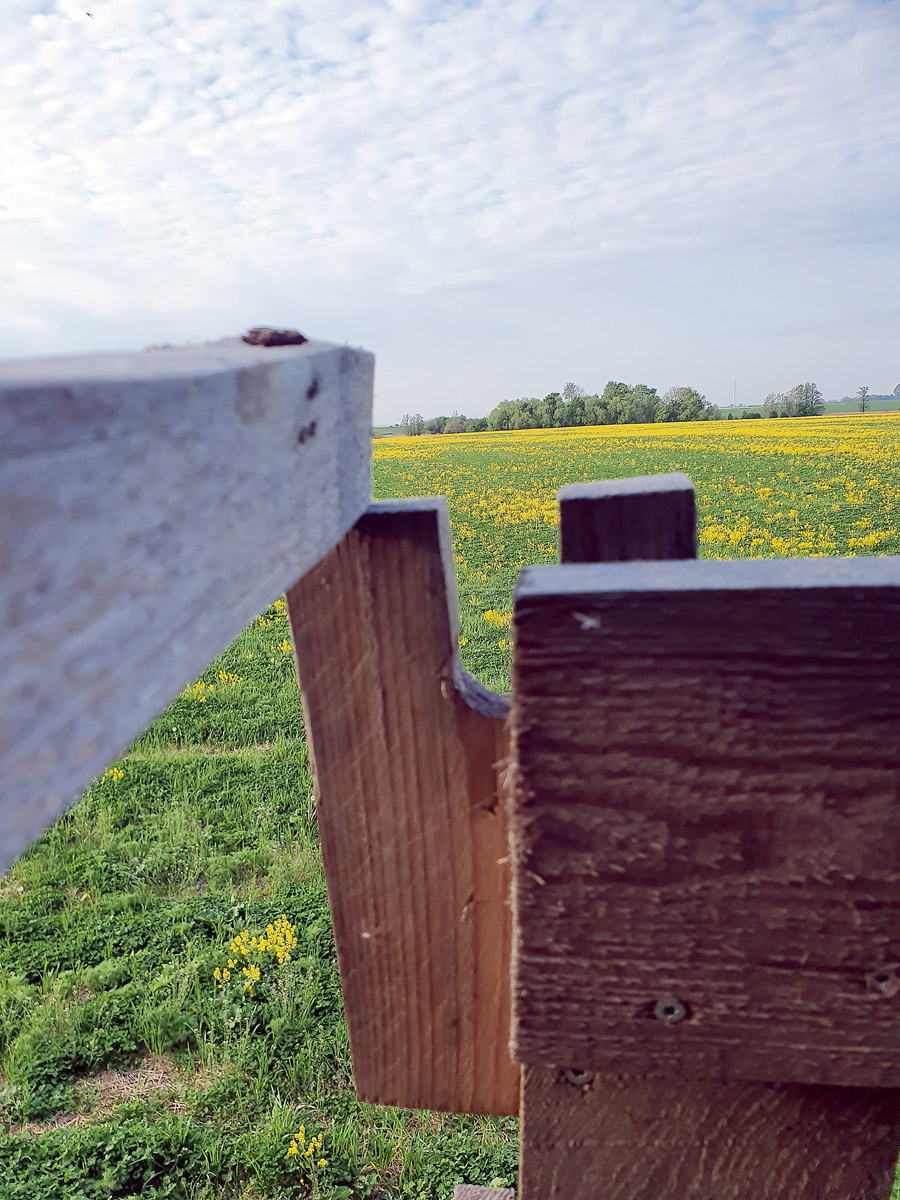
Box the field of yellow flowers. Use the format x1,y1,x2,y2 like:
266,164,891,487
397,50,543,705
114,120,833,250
375,413,900,691
2,413,899,1200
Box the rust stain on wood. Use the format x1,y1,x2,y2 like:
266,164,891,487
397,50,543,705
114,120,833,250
242,326,308,346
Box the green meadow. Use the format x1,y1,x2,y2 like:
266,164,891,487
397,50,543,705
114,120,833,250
3,415,900,1198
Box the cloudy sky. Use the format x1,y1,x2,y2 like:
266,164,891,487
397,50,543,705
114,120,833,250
1,0,898,420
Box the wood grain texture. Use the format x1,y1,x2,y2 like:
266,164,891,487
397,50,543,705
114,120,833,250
517,481,900,1200
453,1188,515,1200
520,1065,900,1200
557,473,696,563
286,499,519,1116
0,337,373,873
511,554,900,1087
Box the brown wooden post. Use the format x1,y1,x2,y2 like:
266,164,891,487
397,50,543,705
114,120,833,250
513,475,900,1199
286,499,519,1116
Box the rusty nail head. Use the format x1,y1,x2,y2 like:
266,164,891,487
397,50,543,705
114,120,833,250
242,326,308,347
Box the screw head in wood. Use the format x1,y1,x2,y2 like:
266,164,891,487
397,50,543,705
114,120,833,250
562,1068,595,1086
653,996,688,1024
867,966,900,997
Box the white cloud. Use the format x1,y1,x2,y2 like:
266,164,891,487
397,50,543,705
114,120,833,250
0,0,898,413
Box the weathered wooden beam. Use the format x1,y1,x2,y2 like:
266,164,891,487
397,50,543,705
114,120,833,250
520,1065,900,1200
513,478,900,1199
286,499,519,1116
0,337,373,873
512,553,900,1088
557,473,696,563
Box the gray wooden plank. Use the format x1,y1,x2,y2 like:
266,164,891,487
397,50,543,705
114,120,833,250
516,552,900,599
0,337,373,872
510,555,900,1088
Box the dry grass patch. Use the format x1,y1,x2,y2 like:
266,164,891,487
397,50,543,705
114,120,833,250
18,1054,222,1135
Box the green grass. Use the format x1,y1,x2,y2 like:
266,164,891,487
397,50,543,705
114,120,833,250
726,396,900,417
0,600,517,1199
5,416,900,1198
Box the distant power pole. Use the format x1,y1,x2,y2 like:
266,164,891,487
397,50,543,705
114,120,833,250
732,380,737,408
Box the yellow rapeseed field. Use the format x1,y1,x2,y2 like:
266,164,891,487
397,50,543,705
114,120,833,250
373,413,900,691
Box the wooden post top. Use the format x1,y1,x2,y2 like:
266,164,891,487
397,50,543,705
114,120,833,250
0,336,374,872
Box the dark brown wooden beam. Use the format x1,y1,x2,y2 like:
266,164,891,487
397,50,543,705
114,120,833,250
512,560,900,1088
557,473,696,563
520,1066,900,1200
513,474,900,1199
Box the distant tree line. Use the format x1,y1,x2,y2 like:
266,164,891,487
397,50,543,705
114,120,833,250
400,379,833,435
761,383,824,418
401,381,720,435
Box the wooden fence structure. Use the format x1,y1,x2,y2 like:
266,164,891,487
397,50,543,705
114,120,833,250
3,334,900,1198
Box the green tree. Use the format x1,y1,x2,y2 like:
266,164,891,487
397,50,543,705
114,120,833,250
786,383,824,417
487,401,516,431
539,392,564,427
600,381,630,423
762,393,782,418
621,384,660,424
858,386,869,413
565,395,588,426
583,394,611,425
661,386,707,422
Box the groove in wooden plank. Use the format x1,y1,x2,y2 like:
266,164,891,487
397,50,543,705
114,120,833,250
286,499,519,1116
511,565,900,1087
0,337,373,873
520,1065,900,1200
